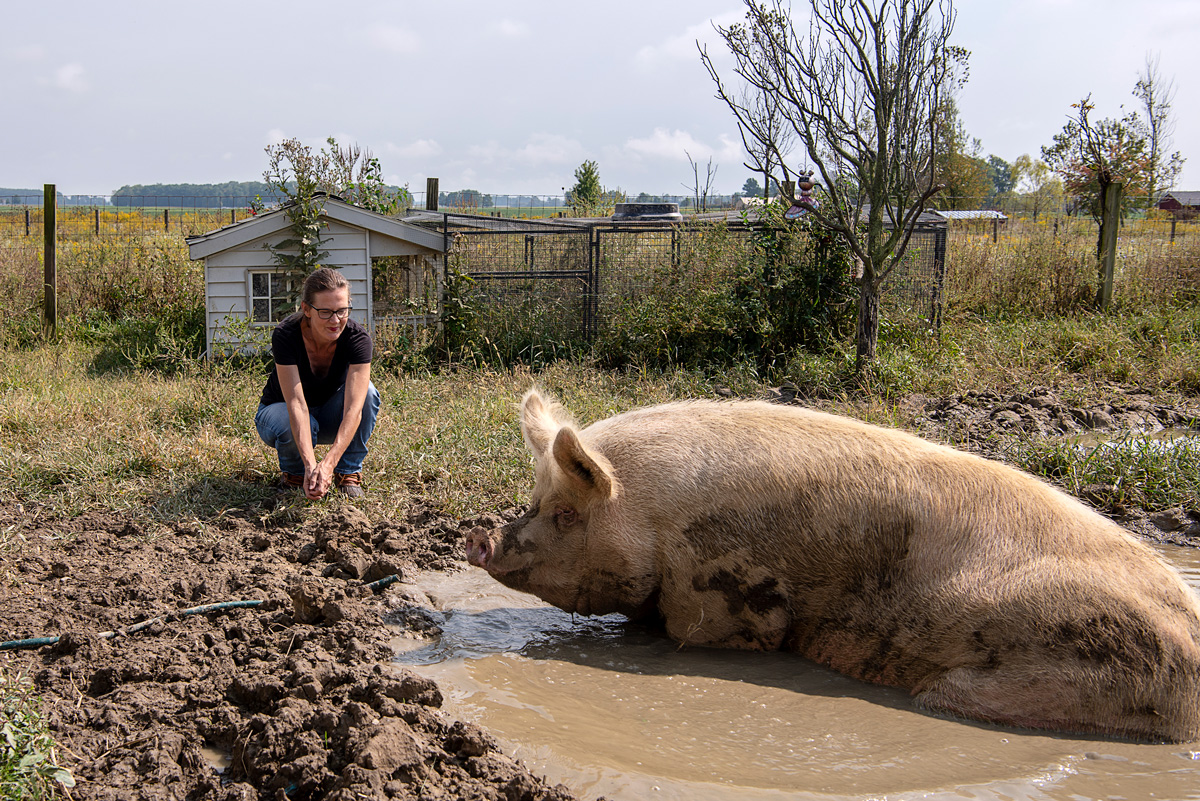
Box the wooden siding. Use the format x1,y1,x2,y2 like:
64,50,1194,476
190,197,446,355
206,221,371,349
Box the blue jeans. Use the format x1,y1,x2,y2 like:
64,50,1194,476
255,382,381,475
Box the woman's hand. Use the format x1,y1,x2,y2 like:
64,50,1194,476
304,459,336,499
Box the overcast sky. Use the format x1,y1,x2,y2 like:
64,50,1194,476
3,0,1197,199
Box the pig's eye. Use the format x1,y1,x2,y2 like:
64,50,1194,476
555,506,579,528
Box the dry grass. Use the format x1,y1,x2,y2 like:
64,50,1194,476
945,216,1200,316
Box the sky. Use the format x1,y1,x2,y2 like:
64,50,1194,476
3,0,1198,199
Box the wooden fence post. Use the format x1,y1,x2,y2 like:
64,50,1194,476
1096,181,1122,310
43,184,57,339
426,178,439,211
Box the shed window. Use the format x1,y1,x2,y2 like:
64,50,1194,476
250,272,296,323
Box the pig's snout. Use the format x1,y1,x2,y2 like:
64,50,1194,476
465,526,494,568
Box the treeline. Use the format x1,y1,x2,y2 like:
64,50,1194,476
0,188,109,206
110,182,285,208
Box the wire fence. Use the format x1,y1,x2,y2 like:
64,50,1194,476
423,213,948,352
2,195,1197,355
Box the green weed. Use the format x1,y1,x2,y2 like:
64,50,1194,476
0,669,74,800
1010,432,1200,512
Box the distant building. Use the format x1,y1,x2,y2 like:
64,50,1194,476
732,196,768,211
929,210,1007,222
1156,191,1200,216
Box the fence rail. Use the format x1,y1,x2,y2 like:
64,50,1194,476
2,196,1198,357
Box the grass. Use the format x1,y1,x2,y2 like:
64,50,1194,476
0,301,1197,528
1008,432,1200,512
0,668,74,800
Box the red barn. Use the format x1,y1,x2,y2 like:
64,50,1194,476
1157,191,1200,217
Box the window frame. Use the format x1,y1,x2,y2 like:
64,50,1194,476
248,270,298,326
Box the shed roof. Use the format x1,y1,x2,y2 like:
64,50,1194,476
1160,191,1200,207
930,210,1008,221
187,195,446,260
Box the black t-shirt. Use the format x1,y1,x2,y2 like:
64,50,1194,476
259,315,373,408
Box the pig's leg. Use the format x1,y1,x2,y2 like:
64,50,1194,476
660,562,791,651
913,652,1197,742
913,666,1087,733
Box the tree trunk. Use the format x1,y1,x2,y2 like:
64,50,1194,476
854,280,880,373
1096,180,1122,309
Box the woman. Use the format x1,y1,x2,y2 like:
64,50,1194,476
255,268,381,499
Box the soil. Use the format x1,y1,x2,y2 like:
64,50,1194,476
0,499,566,801
1,387,1197,801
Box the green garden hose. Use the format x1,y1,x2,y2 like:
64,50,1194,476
0,573,401,652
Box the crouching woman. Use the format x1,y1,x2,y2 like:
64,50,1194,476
255,267,381,499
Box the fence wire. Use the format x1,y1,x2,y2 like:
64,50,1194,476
5,198,1197,356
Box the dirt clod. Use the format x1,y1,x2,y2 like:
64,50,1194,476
0,499,577,801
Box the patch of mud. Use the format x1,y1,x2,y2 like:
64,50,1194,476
907,385,1198,442
0,499,578,801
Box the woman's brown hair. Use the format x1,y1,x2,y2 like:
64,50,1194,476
285,267,351,323
300,267,350,309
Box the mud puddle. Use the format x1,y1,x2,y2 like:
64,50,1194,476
393,545,1200,801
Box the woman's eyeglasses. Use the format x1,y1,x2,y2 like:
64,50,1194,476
311,306,352,320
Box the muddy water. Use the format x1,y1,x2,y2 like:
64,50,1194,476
394,544,1200,801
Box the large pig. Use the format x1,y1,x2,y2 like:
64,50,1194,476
464,389,1200,742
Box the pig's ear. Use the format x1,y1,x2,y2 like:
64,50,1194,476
521,389,566,459
552,426,617,500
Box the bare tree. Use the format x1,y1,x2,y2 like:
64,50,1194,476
733,84,795,200
684,151,719,213
701,0,962,370
1134,53,1185,209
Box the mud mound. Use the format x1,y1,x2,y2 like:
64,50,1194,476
0,499,578,801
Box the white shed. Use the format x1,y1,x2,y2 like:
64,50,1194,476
186,196,446,355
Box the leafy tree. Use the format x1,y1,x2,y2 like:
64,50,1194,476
1042,96,1150,228
1043,97,1150,306
702,0,964,372
986,155,1015,198
741,177,762,197
259,138,333,304
1009,154,1063,221
568,160,603,215
929,98,991,208
1133,53,1185,209
111,181,279,207
257,137,411,311
440,189,492,209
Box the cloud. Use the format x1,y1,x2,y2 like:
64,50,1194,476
635,12,743,68
366,24,421,55
8,45,45,62
265,129,287,146
465,141,504,164
53,63,87,92
492,19,530,38
624,127,741,163
513,134,584,166
460,134,583,167
388,139,442,159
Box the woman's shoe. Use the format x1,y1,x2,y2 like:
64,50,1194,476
334,472,364,498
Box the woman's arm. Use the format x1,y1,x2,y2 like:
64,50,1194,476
318,362,371,477
277,363,321,497
302,362,371,498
